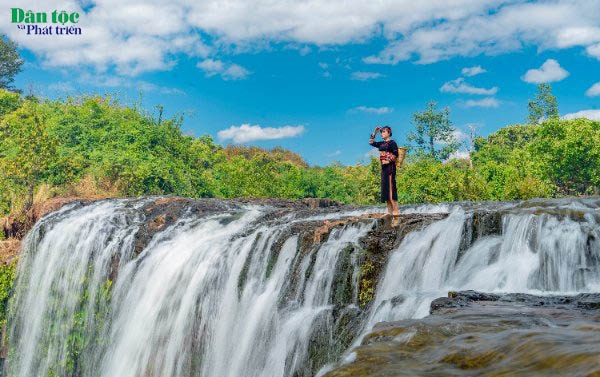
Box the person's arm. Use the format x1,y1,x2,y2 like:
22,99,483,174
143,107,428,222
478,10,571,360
369,126,382,147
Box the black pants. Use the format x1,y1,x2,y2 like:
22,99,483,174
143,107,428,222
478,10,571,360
380,163,397,202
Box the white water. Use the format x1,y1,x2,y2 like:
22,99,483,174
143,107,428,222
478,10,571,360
367,204,600,329
7,198,600,377
8,199,373,377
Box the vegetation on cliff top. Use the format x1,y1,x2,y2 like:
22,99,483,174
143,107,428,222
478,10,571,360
0,84,598,217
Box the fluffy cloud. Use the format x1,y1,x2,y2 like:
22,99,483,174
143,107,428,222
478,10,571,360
217,124,305,143
587,43,600,59
351,71,384,81
555,26,600,48
521,59,569,84
197,59,250,80
440,78,498,95
350,106,393,114
585,82,600,96
364,1,600,64
562,110,600,120
463,97,500,108
3,1,600,76
461,66,486,77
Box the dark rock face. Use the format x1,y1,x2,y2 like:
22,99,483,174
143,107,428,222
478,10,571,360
325,290,600,377
431,290,600,314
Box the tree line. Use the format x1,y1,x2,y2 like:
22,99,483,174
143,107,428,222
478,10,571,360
0,35,598,219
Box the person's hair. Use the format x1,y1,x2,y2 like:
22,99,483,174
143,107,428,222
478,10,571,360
381,126,392,136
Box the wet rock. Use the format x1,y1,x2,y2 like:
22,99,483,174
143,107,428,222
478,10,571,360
325,291,600,377
432,290,600,314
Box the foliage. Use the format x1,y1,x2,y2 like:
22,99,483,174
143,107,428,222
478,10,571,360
530,118,600,195
0,92,597,217
407,100,460,161
358,261,375,308
0,259,16,328
0,100,58,210
0,35,24,92
527,83,559,124
0,89,23,119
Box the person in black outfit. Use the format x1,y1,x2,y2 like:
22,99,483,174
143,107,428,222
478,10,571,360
369,125,400,216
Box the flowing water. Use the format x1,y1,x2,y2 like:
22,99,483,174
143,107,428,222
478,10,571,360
6,197,600,377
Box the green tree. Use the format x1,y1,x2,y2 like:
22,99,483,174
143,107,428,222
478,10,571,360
0,101,58,211
0,35,24,91
408,101,460,161
527,83,558,124
0,88,23,119
530,118,599,195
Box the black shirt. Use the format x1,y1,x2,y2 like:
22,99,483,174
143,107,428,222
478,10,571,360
369,139,399,158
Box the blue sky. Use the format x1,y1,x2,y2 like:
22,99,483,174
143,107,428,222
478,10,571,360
2,1,600,165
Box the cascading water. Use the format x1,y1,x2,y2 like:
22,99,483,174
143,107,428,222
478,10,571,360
5,197,600,377
7,198,375,377
367,200,600,329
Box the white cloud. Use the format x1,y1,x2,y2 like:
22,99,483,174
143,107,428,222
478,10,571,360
555,27,600,48
3,2,211,76
326,150,342,157
452,130,469,142
521,59,569,84
351,106,394,114
364,1,600,65
217,124,305,143
298,46,311,56
461,66,486,77
562,110,600,121
318,62,329,69
76,73,185,94
351,71,384,81
464,97,500,108
137,81,186,95
48,82,76,92
586,82,600,96
447,150,471,160
440,77,498,95
197,59,250,80
3,1,600,74
587,43,600,59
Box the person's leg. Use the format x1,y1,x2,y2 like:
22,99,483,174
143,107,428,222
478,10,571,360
391,199,399,216
387,173,395,215
390,168,399,216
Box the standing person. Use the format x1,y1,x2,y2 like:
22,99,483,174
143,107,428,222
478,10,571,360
369,126,400,216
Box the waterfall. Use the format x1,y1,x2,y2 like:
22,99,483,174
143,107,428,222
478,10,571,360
367,200,600,329
6,197,599,377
